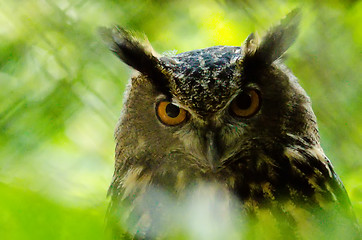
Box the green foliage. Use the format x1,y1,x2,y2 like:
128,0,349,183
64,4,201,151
0,0,361,239
0,183,108,240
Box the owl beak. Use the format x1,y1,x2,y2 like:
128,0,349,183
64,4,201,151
204,131,221,171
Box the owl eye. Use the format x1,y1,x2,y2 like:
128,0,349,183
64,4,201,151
156,101,187,126
230,89,261,118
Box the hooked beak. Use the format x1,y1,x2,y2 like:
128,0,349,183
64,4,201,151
204,131,221,171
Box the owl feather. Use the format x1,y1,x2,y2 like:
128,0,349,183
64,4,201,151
103,9,360,240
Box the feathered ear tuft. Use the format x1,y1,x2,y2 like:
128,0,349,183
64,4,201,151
99,26,171,95
243,9,301,65
99,26,160,75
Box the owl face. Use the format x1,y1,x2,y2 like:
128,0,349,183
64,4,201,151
107,10,320,190
116,49,316,178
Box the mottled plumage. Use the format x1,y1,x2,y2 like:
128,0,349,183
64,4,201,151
102,10,360,240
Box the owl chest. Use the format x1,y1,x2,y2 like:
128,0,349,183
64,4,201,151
214,159,329,212
114,158,352,239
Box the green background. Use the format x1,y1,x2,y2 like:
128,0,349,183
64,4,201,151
0,0,361,239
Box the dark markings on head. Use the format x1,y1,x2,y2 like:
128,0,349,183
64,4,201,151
100,9,301,116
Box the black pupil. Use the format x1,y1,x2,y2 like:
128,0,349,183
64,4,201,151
235,92,252,109
166,103,180,118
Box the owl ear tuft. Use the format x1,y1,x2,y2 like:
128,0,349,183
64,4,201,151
99,26,160,74
99,26,171,94
244,9,301,65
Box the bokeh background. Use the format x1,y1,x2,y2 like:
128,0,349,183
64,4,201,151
0,0,361,239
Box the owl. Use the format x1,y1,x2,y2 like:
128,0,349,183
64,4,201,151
102,10,360,240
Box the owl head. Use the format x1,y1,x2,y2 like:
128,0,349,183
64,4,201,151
102,10,324,196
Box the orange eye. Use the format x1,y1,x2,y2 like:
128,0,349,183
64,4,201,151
230,89,261,118
156,101,187,126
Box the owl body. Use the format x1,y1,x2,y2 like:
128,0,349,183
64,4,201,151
104,11,359,239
